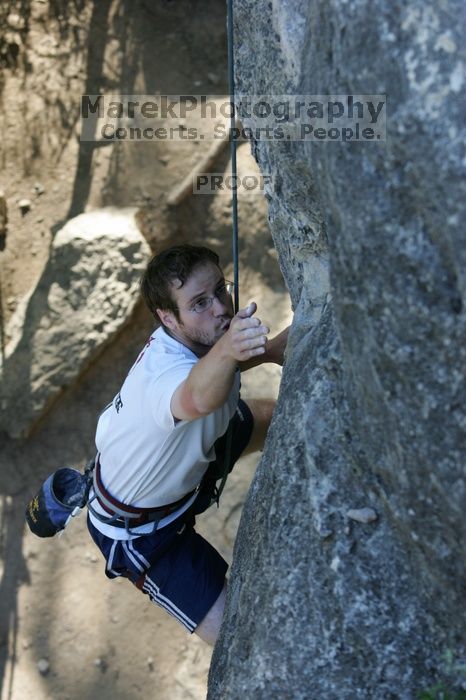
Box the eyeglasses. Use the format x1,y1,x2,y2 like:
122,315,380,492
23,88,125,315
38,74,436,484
176,281,235,314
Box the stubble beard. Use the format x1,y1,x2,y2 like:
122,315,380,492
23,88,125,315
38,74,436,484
180,313,232,351
184,322,228,348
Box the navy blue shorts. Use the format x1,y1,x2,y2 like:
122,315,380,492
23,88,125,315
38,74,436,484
87,399,254,633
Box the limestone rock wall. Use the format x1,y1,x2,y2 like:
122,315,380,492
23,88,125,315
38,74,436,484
208,1,466,698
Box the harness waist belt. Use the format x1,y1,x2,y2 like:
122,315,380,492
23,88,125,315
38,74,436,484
92,457,196,526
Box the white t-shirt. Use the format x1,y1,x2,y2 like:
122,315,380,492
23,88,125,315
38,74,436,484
89,326,240,538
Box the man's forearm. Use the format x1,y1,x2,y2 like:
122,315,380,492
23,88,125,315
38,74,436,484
172,303,270,421
185,341,238,414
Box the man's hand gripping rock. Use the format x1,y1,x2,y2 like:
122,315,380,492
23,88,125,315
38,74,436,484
221,302,270,363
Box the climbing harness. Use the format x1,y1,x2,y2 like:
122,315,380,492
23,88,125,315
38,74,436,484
24,455,198,538
89,456,197,531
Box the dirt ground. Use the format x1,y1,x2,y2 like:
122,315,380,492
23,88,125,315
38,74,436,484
0,2,291,698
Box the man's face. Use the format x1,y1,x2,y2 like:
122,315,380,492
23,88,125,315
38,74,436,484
158,262,234,355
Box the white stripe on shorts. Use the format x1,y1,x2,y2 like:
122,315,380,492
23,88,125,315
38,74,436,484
122,541,145,573
106,540,121,577
143,575,197,632
127,540,151,570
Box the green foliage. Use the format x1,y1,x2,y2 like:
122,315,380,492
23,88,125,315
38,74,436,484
417,685,466,700
417,651,466,700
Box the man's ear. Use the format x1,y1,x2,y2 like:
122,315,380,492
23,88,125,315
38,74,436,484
156,308,177,328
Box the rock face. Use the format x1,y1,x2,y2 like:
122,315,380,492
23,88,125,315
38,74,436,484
0,209,150,438
208,2,466,699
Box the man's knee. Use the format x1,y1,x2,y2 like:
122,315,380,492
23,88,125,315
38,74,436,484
242,398,276,456
195,580,227,646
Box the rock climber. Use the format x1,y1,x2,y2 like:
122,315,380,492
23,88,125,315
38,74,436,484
87,243,288,644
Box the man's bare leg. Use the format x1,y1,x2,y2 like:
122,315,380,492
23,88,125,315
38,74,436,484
242,398,276,456
195,400,275,645
195,580,227,645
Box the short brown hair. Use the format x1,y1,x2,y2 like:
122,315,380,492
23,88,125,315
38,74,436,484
140,244,220,320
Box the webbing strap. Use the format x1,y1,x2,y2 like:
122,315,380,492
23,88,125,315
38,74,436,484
93,457,196,522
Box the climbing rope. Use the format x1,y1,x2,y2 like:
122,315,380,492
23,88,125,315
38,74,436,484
227,0,239,313
214,0,238,506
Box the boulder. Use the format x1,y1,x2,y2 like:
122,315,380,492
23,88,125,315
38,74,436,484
208,1,466,698
0,208,150,438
